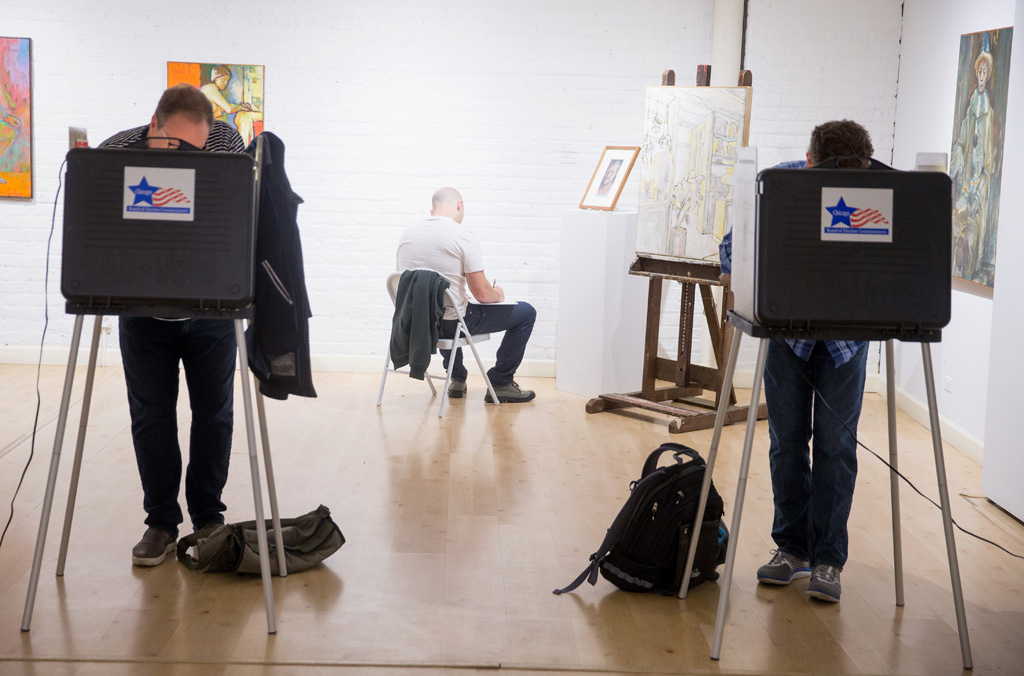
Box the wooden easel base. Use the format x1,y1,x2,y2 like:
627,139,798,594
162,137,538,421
587,391,767,434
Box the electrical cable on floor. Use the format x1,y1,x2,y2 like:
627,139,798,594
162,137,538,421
0,159,65,552
771,334,1024,561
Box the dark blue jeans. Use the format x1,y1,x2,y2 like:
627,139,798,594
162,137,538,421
439,302,536,387
119,317,236,536
763,339,867,569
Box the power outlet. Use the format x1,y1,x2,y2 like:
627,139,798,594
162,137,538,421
944,376,953,393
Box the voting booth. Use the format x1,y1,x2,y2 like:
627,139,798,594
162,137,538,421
731,159,951,340
23,143,287,635
678,149,972,669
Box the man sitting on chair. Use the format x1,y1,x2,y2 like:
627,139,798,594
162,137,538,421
396,187,537,403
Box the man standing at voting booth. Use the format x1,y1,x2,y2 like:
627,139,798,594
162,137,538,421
720,120,874,603
100,85,246,566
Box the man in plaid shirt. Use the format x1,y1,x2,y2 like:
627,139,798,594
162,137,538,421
719,120,874,603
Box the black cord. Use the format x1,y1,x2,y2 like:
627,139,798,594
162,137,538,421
770,334,1024,561
0,158,66,551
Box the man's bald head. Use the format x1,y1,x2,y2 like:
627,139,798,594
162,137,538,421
431,187,465,223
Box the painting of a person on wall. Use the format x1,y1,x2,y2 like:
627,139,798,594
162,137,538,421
168,62,264,147
949,28,1013,289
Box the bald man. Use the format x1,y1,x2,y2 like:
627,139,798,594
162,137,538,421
396,188,537,403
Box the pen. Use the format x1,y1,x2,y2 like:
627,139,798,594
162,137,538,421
492,278,497,287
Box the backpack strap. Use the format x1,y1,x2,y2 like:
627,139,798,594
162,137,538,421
552,522,620,595
176,532,202,571
640,442,702,478
552,466,668,595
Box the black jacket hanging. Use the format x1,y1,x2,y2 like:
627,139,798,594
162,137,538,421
244,132,317,400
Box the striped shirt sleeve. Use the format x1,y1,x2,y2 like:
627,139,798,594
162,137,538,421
98,121,244,153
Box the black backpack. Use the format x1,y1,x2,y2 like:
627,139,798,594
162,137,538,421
554,442,727,596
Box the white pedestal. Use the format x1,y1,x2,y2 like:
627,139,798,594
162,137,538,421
556,209,647,398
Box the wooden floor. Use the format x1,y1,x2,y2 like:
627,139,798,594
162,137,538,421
0,364,1022,676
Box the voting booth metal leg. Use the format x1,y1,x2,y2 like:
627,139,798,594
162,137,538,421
55,315,104,576
22,317,285,634
678,328,743,600
884,340,905,606
710,336,768,660
254,389,288,576
697,336,972,669
233,319,278,634
921,343,972,669
21,315,87,630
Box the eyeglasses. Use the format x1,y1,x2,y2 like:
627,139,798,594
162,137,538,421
129,127,202,151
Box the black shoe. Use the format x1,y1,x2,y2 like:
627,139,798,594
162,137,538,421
484,381,536,403
131,527,177,567
448,380,467,398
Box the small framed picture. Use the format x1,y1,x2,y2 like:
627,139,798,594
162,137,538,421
579,145,640,211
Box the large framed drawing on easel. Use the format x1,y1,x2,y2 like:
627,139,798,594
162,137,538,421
636,86,752,265
586,76,762,434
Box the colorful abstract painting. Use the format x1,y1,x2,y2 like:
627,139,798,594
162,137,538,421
950,27,1013,289
0,37,31,199
636,86,751,264
167,62,264,147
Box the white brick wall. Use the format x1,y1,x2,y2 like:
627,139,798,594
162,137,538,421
0,0,906,380
731,0,905,377
0,0,715,370
746,0,903,168
654,0,905,379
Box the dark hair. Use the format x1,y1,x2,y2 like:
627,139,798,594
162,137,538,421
154,84,214,128
808,120,873,168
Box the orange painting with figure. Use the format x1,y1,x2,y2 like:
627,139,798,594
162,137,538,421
167,62,265,148
1,37,32,199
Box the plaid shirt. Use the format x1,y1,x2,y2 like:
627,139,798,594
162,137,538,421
719,159,866,367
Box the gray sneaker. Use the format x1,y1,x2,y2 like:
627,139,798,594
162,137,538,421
484,381,536,403
806,563,842,602
131,527,177,567
756,549,811,585
448,380,467,398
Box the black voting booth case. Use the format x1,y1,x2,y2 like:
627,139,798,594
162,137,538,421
732,162,952,341
61,147,257,317
23,144,288,635
679,159,973,669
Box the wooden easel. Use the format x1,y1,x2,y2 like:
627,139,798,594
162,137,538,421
586,66,766,434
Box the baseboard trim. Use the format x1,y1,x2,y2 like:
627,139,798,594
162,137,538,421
892,387,984,465
730,369,979,463
311,354,557,379
1,344,123,368
0,345,983,462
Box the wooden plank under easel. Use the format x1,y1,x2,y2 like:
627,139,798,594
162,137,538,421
586,67,766,434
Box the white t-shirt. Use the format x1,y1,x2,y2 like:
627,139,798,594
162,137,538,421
397,216,485,319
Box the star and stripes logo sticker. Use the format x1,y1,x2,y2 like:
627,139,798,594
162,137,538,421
123,167,196,222
825,196,890,229
128,176,192,208
820,188,893,243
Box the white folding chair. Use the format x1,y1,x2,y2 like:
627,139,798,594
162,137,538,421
377,271,500,417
